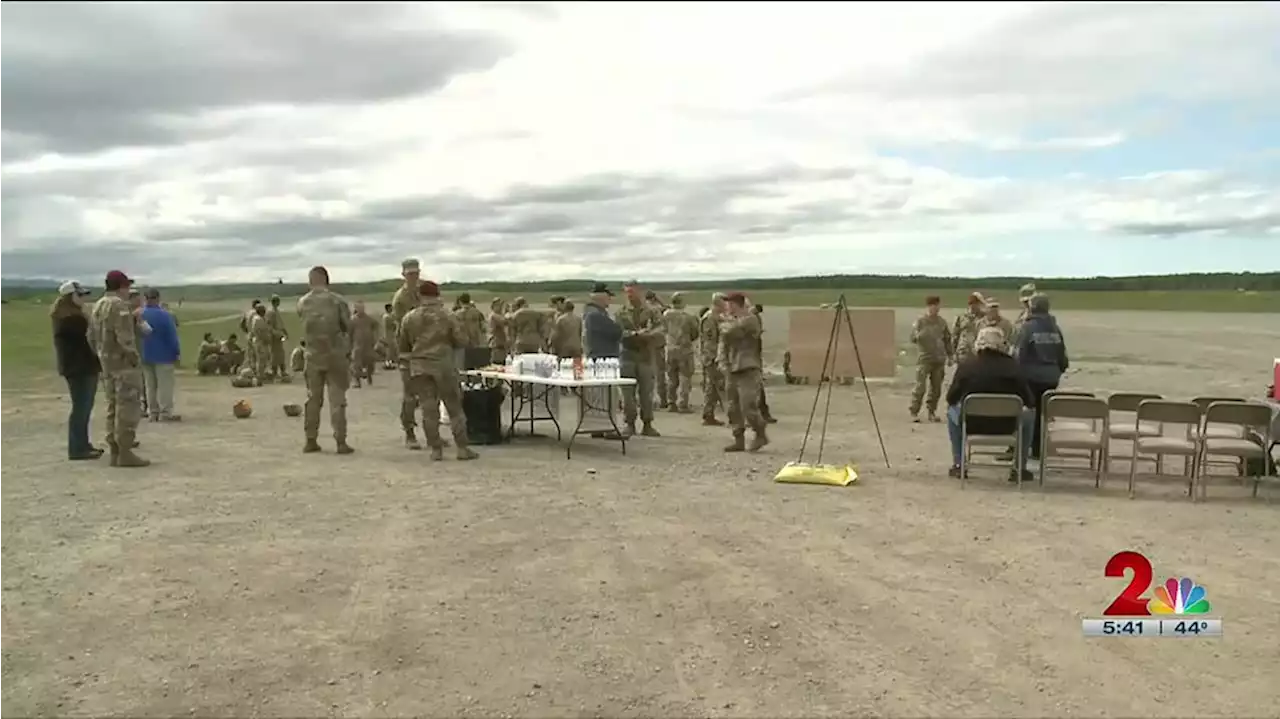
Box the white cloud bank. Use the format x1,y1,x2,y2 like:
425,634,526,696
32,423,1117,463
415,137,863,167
2,1,1278,284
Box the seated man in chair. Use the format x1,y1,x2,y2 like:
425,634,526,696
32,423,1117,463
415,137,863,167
944,327,1037,482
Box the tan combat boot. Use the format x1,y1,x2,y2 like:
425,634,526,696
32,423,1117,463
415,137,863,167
748,429,769,453
335,441,355,455
641,422,661,437
430,446,444,461
303,438,322,453
107,439,120,467
724,431,746,453
404,430,422,450
114,435,151,467
702,416,725,427
456,446,478,461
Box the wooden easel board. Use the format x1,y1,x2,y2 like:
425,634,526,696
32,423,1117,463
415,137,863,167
787,308,896,380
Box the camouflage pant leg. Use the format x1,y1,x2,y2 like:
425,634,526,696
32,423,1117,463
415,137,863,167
109,370,144,446
304,361,350,442
411,373,468,449
271,339,288,376
490,346,506,365
246,342,257,371
399,366,418,430
701,362,724,420
653,349,667,406
102,372,118,446
254,342,270,378
621,360,655,424
725,368,764,434
909,360,945,415
666,352,694,409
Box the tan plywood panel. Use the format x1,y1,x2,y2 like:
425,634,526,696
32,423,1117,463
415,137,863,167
787,308,896,380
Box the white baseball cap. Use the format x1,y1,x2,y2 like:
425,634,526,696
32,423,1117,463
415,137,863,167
58,280,92,297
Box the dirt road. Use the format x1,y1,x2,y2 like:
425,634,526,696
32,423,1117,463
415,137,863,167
3,309,1278,717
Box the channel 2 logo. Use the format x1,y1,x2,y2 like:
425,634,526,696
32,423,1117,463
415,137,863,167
1082,551,1223,638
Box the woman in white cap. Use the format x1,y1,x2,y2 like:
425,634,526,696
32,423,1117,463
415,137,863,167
50,280,104,460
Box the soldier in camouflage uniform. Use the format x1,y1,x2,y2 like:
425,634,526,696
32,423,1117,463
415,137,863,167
399,280,479,462
750,304,777,423
908,295,953,422
699,293,727,426
550,300,584,358
981,299,1015,354
508,297,548,354
952,292,986,363
618,280,662,437
391,259,424,448
661,292,698,412
1011,282,1036,350
487,297,509,364
381,303,399,369
241,299,262,372
645,290,670,408
349,300,380,387
453,292,487,350
718,292,768,452
249,304,272,385
95,270,150,467
197,333,223,375
297,265,354,454
266,294,290,381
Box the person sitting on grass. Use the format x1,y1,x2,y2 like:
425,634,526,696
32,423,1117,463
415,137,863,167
944,326,1036,483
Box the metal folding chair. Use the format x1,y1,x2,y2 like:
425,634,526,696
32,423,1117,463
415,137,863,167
960,394,1027,488
1041,396,1110,488
1127,400,1202,500
1197,402,1276,500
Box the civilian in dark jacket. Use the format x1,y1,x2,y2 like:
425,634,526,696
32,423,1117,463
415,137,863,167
944,327,1036,481
1015,293,1069,455
582,283,622,359
51,281,104,460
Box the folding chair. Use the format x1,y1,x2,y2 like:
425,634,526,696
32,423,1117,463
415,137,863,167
1107,392,1164,470
1042,389,1100,464
960,394,1028,488
1196,402,1276,500
1127,400,1202,500
1040,396,1110,488
1191,395,1247,474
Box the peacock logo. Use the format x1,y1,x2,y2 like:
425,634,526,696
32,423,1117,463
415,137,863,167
1149,577,1212,615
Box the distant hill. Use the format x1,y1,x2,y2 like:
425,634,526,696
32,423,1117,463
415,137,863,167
2,271,1277,301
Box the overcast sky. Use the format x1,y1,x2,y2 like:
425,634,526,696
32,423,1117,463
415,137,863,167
3,2,1278,285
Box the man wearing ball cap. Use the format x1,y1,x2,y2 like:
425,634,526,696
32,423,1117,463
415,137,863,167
93,270,151,467
398,279,479,461
390,258,424,449
1012,282,1037,347
951,291,986,363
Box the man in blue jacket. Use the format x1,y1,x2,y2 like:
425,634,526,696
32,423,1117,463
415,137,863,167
1015,293,1069,457
140,288,182,421
582,282,622,359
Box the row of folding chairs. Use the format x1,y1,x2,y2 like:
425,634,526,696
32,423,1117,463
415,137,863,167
959,391,1277,500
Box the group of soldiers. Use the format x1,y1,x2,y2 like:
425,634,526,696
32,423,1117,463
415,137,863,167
283,259,780,459
907,282,1039,422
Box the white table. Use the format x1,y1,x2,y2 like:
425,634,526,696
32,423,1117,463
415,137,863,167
463,370,638,459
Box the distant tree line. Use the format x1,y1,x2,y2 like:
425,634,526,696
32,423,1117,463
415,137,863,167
3,271,1277,302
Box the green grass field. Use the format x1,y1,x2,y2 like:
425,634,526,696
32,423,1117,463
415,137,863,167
4,287,1275,388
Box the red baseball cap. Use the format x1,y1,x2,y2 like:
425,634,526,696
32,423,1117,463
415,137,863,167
105,270,132,287
418,280,440,297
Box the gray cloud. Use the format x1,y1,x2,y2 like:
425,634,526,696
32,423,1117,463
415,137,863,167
1109,212,1280,238
0,2,513,157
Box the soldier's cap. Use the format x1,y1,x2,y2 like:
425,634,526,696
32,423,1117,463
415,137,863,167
104,269,132,287
723,291,748,304
589,282,613,296
58,280,92,297
623,278,641,288
418,280,440,297
143,287,161,300
967,291,985,305
270,293,281,301
986,299,1000,308
402,258,421,273
1019,283,1037,297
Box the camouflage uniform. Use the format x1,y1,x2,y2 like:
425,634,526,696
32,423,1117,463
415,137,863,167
487,302,509,364
250,312,272,383
265,297,289,379
399,298,478,461
550,306,584,358
454,302,487,348
509,303,548,354
381,311,399,367
909,313,952,419
718,311,768,451
1010,283,1037,349
952,309,983,362
391,279,423,437
221,338,244,374
197,340,223,375
95,294,149,466
699,306,726,424
297,286,353,451
290,345,306,374
982,315,1015,354
241,306,259,370
617,300,661,432
349,309,379,386
649,298,669,408
661,294,699,412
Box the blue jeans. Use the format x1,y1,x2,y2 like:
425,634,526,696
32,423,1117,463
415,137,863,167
947,404,1035,471
65,373,99,456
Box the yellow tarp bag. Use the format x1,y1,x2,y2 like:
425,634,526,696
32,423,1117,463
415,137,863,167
773,462,859,486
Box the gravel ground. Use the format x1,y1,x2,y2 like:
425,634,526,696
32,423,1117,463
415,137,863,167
3,308,1278,717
